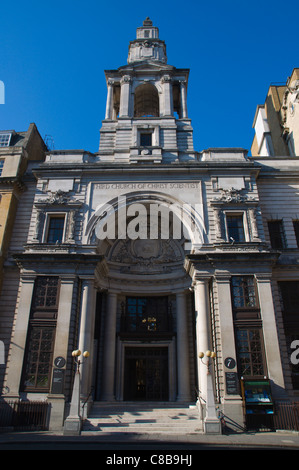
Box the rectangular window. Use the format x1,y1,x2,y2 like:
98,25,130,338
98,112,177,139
235,327,266,377
268,220,286,250
0,160,4,176
22,325,55,391
231,276,258,309
21,276,59,392
226,214,245,242
0,133,12,147
293,220,299,248
32,276,60,313
46,215,65,244
122,296,171,334
140,133,152,146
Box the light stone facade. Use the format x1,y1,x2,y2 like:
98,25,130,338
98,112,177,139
1,19,299,433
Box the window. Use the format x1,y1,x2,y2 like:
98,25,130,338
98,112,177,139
268,220,286,250
0,160,4,176
21,276,59,391
22,326,55,390
226,214,245,242
32,276,60,313
231,276,265,378
0,132,12,147
122,296,172,334
231,276,258,309
293,220,299,247
46,215,65,244
140,133,152,146
235,328,266,377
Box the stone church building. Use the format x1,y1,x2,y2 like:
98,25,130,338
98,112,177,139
1,18,299,433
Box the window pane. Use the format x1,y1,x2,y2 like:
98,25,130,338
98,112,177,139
23,326,55,390
236,328,265,376
227,215,245,242
140,133,152,146
268,220,286,250
32,276,59,310
124,296,170,333
231,276,257,308
47,216,64,243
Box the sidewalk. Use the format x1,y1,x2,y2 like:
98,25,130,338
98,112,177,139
1,429,299,449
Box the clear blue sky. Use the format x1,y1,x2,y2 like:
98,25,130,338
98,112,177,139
1,0,298,155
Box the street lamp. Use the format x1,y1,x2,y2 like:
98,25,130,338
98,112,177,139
198,350,221,434
63,349,90,436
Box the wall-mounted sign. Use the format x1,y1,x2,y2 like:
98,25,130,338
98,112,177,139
225,372,239,395
54,356,66,369
51,368,65,394
224,357,236,369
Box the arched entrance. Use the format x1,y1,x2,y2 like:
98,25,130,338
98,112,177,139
86,191,205,402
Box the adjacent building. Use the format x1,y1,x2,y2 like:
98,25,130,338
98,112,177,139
251,68,299,157
1,19,299,433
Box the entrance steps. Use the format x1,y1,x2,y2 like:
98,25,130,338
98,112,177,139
82,402,203,434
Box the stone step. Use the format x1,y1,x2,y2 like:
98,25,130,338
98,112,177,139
82,402,203,434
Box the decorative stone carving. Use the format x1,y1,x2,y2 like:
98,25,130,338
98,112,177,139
109,238,183,274
212,188,258,204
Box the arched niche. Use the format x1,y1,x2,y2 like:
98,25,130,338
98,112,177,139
134,83,159,117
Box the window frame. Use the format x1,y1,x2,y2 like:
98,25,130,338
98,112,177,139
21,323,56,392
235,326,267,379
267,219,287,250
43,212,66,244
21,276,60,392
231,275,260,320
224,211,249,243
0,132,12,147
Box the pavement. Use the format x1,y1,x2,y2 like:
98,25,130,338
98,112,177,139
1,428,299,450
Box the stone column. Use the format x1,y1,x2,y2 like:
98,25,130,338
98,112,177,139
48,275,76,430
119,75,131,117
193,277,211,401
5,274,36,398
162,74,173,116
77,278,96,399
215,274,244,427
176,292,191,401
101,292,118,400
256,274,287,399
105,79,114,119
180,80,188,118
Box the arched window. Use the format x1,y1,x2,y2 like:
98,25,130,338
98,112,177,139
134,83,159,117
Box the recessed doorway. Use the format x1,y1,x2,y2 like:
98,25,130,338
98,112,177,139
124,347,169,401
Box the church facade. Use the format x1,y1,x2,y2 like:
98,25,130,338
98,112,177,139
1,18,299,433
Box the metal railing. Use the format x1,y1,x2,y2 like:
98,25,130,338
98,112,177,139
0,400,50,431
273,401,299,432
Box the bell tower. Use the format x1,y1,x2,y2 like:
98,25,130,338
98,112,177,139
98,18,196,163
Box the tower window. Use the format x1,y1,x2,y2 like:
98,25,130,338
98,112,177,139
140,133,152,146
